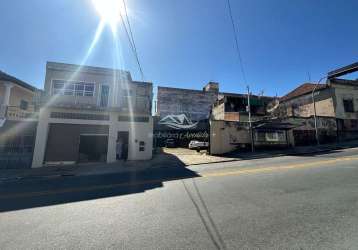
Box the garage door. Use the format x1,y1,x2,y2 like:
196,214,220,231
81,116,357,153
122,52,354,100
45,124,109,164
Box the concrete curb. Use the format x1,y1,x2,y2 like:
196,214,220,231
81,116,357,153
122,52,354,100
1,144,357,183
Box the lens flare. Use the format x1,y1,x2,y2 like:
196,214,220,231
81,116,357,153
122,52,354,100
92,0,125,34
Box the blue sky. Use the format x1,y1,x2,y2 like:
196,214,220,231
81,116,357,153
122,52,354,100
0,0,357,97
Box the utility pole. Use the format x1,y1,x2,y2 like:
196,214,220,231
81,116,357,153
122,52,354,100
247,86,254,152
312,88,320,146
312,76,327,146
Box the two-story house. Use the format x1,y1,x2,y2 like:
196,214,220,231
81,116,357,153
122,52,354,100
0,71,38,169
274,62,358,145
329,77,358,140
32,62,153,168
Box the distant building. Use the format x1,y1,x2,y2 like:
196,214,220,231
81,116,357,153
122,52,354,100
212,92,274,122
0,71,38,168
210,93,287,155
329,77,358,140
32,62,153,168
273,62,358,144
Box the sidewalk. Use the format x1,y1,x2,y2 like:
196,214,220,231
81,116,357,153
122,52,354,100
0,152,182,182
1,140,358,182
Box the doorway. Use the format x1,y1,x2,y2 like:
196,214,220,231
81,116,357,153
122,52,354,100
100,85,109,107
117,131,129,160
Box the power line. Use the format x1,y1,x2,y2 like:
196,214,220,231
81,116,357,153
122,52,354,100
226,0,247,84
119,0,145,81
122,0,136,50
226,0,254,151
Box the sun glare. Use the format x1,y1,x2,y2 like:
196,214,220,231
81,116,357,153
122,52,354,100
92,0,124,32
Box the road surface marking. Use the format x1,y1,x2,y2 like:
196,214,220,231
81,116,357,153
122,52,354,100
1,156,358,199
202,156,358,177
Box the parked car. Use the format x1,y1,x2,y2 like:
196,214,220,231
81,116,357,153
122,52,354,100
188,140,209,151
165,138,176,148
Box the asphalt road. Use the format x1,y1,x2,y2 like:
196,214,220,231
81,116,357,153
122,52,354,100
1,148,358,249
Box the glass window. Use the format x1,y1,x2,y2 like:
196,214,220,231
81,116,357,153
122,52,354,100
100,85,110,107
343,99,354,113
64,83,74,90
52,80,95,97
85,84,94,91
20,100,28,110
75,84,84,91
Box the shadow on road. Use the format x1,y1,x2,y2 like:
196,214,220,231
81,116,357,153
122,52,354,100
0,153,199,213
182,179,227,250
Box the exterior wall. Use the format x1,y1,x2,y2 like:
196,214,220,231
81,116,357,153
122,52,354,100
44,62,152,115
211,102,225,120
284,117,337,145
108,114,153,161
0,85,5,104
8,85,35,110
32,62,153,168
210,120,250,155
332,84,358,120
0,82,36,120
32,107,153,168
157,86,218,122
279,88,335,118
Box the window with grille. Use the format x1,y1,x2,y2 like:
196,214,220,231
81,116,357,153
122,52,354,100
265,132,279,141
52,80,95,97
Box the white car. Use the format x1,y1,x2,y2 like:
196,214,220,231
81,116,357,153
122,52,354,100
188,140,209,150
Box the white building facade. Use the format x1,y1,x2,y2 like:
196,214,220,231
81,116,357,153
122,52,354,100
32,62,153,168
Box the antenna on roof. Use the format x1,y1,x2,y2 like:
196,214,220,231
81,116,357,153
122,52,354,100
307,71,311,82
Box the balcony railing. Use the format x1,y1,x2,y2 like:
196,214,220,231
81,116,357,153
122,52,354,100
5,106,38,121
39,95,151,114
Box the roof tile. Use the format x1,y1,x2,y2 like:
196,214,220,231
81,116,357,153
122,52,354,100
280,83,327,102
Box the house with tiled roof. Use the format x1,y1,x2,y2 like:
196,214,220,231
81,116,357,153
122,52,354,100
274,62,358,144
0,71,39,169
277,82,335,118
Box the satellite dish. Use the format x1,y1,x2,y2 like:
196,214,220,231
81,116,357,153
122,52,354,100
267,98,280,113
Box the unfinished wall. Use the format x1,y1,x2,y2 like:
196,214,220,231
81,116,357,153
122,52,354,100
157,86,218,122
284,117,337,145
332,84,358,120
211,102,225,120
